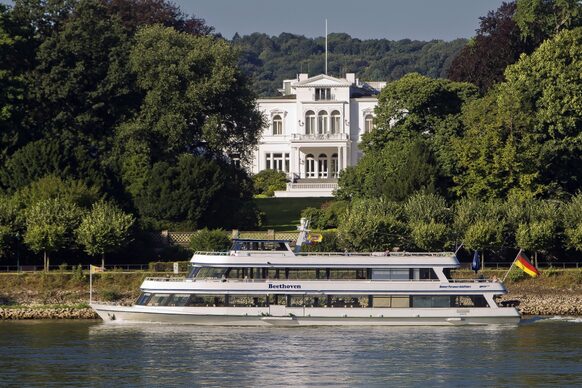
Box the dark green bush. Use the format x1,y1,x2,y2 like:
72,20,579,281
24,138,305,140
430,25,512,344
189,228,231,252
252,170,287,196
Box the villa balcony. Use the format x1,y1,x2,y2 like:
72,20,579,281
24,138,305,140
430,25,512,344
290,133,349,142
274,179,338,198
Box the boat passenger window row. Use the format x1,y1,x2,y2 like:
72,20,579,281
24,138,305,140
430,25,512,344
191,267,438,281
136,293,489,308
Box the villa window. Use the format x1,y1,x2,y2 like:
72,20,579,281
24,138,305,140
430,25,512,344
318,111,328,134
305,111,315,135
265,153,290,172
364,114,374,133
315,87,332,101
272,115,283,135
330,111,341,134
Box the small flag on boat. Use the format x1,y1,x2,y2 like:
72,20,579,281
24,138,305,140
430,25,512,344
471,250,481,273
307,233,323,244
514,250,540,277
90,265,104,273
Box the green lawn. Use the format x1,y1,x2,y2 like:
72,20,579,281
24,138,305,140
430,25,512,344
253,197,329,231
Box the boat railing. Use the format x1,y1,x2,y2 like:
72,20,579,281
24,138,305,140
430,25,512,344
448,278,499,283
144,277,188,282
296,252,455,257
193,251,230,256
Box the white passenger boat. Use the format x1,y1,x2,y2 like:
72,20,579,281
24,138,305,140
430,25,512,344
92,222,520,326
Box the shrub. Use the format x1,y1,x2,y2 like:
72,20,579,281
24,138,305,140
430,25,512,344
252,170,287,196
100,289,123,302
301,207,325,229
410,221,449,251
189,229,231,252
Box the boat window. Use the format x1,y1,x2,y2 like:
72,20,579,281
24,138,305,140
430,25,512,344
228,295,268,307
287,269,318,280
147,293,172,306
195,267,227,279
412,296,451,308
186,294,226,307
288,295,304,307
371,269,411,280
329,295,369,308
168,294,190,307
371,296,410,308
232,240,289,251
451,295,489,308
135,292,152,305
270,294,287,305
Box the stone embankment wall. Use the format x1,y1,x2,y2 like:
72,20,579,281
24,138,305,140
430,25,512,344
500,294,582,316
0,307,98,320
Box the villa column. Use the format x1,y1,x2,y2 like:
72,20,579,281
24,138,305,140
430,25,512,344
342,145,348,170
314,149,319,179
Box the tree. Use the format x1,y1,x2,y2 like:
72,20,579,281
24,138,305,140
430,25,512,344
455,28,582,199
14,175,100,209
189,229,230,252
0,195,23,260
563,193,582,251
136,154,257,230
337,139,441,201
77,200,134,267
24,198,83,270
104,0,214,35
336,199,407,252
404,193,451,250
448,2,534,92
115,24,264,198
514,0,582,45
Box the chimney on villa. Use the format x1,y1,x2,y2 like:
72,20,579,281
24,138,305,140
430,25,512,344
345,73,356,84
298,73,309,82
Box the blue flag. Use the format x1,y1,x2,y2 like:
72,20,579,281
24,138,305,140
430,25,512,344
471,250,481,273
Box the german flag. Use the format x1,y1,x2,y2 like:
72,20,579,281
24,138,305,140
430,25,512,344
514,250,540,277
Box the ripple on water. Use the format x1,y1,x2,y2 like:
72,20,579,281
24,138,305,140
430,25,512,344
0,320,581,387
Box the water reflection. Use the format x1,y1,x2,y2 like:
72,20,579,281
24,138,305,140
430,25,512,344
0,319,580,386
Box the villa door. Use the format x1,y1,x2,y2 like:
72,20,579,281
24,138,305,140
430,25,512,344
318,154,328,178
305,154,315,178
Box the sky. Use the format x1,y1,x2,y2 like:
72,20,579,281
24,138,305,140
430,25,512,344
176,0,507,41
0,0,507,41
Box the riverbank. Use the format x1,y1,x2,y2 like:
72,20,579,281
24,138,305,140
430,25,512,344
0,269,580,319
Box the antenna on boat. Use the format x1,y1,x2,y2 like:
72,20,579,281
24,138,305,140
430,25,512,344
294,217,311,253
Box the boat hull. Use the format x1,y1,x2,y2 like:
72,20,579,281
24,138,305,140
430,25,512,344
91,304,520,326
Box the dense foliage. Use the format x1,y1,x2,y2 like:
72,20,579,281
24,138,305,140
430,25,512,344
234,32,467,96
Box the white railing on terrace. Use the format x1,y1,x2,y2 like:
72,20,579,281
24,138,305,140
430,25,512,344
291,133,349,141
287,182,337,190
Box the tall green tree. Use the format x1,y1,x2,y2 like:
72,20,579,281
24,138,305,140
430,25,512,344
115,24,263,198
455,27,582,199
77,200,134,267
23,198,83,270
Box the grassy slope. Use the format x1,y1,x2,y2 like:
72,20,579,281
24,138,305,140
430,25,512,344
253,197,329,231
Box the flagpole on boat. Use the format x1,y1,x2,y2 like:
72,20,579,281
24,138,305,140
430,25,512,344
502,249,521,282
89,265,93,305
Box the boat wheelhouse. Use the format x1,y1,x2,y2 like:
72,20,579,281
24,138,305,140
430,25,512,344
92,232,520,326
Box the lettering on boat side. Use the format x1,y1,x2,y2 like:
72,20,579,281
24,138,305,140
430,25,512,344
268,284,302,289
439,285,471,289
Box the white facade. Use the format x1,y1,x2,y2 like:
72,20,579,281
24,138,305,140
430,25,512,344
252,73,385,197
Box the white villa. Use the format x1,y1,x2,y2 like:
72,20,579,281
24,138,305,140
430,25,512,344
251,73,386,197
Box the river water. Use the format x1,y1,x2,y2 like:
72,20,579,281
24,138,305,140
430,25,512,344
0,317,581,387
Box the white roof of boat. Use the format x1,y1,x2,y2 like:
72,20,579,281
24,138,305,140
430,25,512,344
190,252,460,268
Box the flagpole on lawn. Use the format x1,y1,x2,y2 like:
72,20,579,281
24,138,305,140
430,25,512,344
502,249,522,283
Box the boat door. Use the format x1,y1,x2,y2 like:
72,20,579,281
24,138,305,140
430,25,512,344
269,294,287,316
